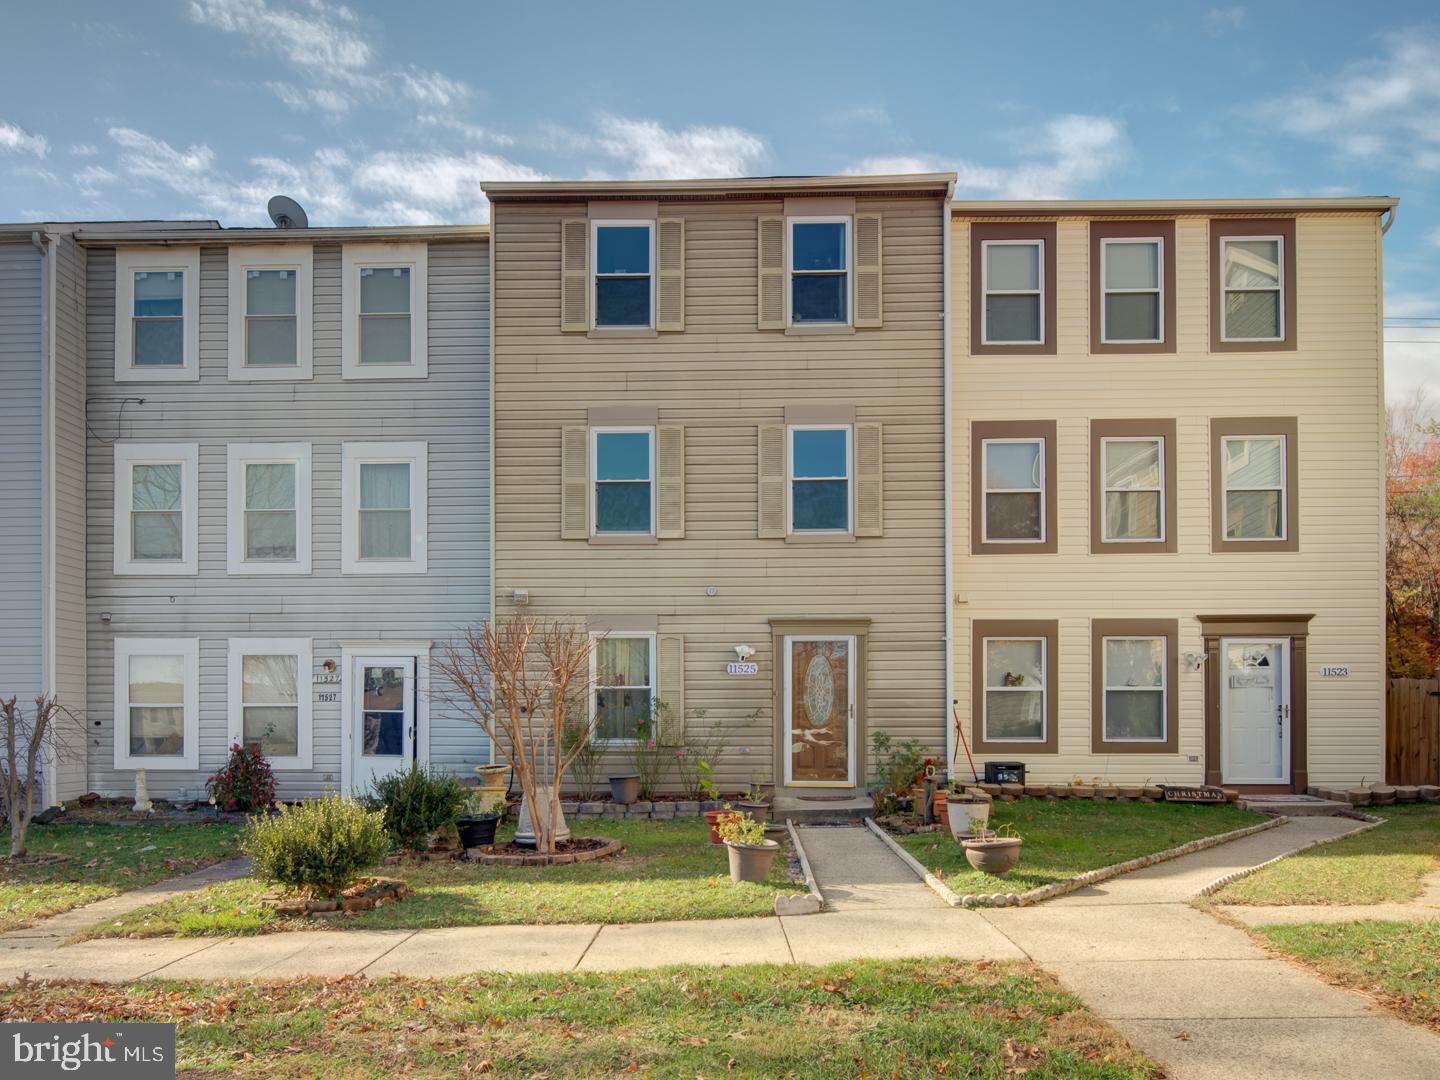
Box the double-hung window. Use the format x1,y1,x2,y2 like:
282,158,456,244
789,218,850,325
341,243,428,379
982,637,1047,743
113,442,198,575
591,634,656,742
342,442,428,573
1101,238,1163,344
227,638,312,768
228,245,312,379
981,240,1044,344
115,248,200,381
592,222,654,328
981,438,1045,543
1102,636,1167,743
790,425,851,533
1101,437,1164,542
114,637,199,770
1222,435,1286,540
592,428,654,535
226,443,312,574
1220,236,1284,342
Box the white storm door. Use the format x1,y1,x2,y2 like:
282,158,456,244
351,656,415,793
783,635,857,787
1221,638,1290,784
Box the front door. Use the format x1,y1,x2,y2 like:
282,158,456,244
784,636,856,787
351,656,416,792
1221,638,1290,784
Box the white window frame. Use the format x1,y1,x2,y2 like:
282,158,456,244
590,220,655,329
227,637,313,770
1102,636,1168,744
341,441,428,574
1219,235,1285,343
588,632,657,745
113,441,199,576
980,239,1045,346
114,247,201,382
1100,236,1164,344
980,437,1046,545
1100,436,1166,544
787,216,853,327
1221,434,1288,542
113,636,200,771
590,426,656,536
982,636,1048,744
226,442,312,575
227,244,313,381
341,242,428,380
787,423,854,535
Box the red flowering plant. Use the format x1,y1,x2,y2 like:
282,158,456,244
206,741,276,812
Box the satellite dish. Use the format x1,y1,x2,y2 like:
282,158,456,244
267,195,309,229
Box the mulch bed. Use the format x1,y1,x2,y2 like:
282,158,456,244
265,877,407,918
468,836,623,867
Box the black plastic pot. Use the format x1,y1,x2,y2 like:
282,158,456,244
457,814,500,848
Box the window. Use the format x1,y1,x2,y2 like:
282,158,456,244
982,439,1044,543
789,218,850,325
226,443,312,574
982,637,1047,743
341,243,428,379
113,442,198,575
790,425,851,533
591,634,656,742
1102,438,1164,542
228,245,313,380
982,240,1043,344
1101,238,1163,343
114,637,199,770
341,441,428,574
1222,435,1286,540
1221,237,1283,342
1091,619,1178,752
114,248,200,381
592,428,654,535
592,221,653,328
227,638,312,769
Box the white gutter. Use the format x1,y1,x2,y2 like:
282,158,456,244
941,181,956,775
32,230,57,807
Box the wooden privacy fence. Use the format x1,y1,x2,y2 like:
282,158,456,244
1387,678,1440,785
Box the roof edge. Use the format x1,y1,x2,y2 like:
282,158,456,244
483,173,957,199
951,196,1398,216
73,223,490,244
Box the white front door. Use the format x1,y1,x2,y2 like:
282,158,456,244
351,656,416,793
783,635,857,787
1221,638,1290,784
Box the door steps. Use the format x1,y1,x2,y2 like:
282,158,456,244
1235,793,1350,816
772,794,873,824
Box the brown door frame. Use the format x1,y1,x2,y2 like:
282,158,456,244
770,618,870,793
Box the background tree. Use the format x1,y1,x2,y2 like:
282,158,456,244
1,695,81,858
1386,390,1440,677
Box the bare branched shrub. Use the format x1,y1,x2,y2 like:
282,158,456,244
1,695,82,858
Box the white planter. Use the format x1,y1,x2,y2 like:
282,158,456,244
514,786,571,848
946,794,991,841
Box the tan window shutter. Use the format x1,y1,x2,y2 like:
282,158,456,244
656,218,685,331
560,425,589,539
854,213,883,327
854,422,884,536
757,216,786,330
656,424,686,538
560,219,589,332
758,423,787,538
657,634,685,745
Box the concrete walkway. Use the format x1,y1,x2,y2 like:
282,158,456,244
1218,868,1440,926
794,824,943,910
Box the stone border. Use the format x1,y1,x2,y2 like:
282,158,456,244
267,877,407,917
867,814,1287,908
1192,809,1387,899
563,799,724,821
468,837,624,866
779,820,825,916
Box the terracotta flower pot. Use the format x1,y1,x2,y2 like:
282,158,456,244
725,838,780,883
609,774,641,805
933,789,949,827
704,808,737,845
962,836,1023,878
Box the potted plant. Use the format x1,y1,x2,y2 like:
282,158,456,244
609,773,641,804
961,825,1023,878
749,771,776,805
717,811,780,883
946,783,992,842
457,791,503,849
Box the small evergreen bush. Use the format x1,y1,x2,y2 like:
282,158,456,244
207,742,276,812
366,764,470,852
242,795,389,898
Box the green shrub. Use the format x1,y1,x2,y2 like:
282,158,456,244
242,795,389,898
366,764,470,851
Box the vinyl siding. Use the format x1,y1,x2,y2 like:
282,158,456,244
950,213,1385,786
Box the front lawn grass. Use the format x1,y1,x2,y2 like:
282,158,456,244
1254,920,1440,1031
0,821,244,932
0,959,1161,1078
1213,804,1440,906
79,818,802,939
891,800,1263,896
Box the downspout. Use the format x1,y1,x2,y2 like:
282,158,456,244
1380,205,1397,235
32,230,56,808
941,185,955,775
486,211,498,768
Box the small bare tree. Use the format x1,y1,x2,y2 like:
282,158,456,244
1,695,80,858
433,617,597,854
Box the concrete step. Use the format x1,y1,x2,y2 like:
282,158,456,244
773,795,873,824
1235,794,1350,816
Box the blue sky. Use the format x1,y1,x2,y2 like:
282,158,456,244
3,0,1439,399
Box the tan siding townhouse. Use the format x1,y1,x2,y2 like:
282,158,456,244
484,175,954,800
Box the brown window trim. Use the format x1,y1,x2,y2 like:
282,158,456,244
1210,417,1299,553
970,222,1058,356
971,420,1057,555
1090,221,1176,354
1090,419,1177,554
1210,219,1297,352
972,619,1059,755
1090,619,1179,754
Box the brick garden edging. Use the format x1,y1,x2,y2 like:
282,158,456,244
562,800,724,821
1192,809,1386,899
266,877,407,917
469,837,625,866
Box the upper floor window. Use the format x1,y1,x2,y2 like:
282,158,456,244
1221,237,1284,342
114,637,199,770
1221,435,1287,540
1100,238,1163,344
591,633,656,742
341,441,428,574
981,438,1045,544
592,428,655,535
114,248,200,382
790,218,850,325
592,222,654,328
113,442,198,576
228,245,313,380
790,425,851,533
981,240,1043,345
341,243,428,379
226,443,312,575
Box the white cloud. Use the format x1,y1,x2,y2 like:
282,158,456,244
0,119,50,158
825,104,890,127
69,143,99,157
415,114,514,146
1205,6,1246,35
590,114,766,179
75,165,118,197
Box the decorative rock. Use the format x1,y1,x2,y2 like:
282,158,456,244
1396,786,1419,803
1023,784,1049,798
676,801,700,815
1000,783,1024,798
274,901,307,916
1095,786,1119,800
308,900,339,912
580,802,606,815
341,896,375,913
1052,786,1071,798
774,893,822,916
651,803,676,819
1369,785,1397,806
560,801,579,815
625,806,651,818
1419,785,1440,802
978,783,1002,797
1118,785,1144,800
1071,786,1094,798
1345,788,1372,806
629,800,653,814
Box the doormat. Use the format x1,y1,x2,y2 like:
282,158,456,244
796,795,858,802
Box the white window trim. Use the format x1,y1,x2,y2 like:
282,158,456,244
341,441,428,574
113,441,199,576
113,637,200,771
1221,434,1288,542
1100,237,1164,344
1219,235,1285,343
787,423,854,535
227,637,313,770
1101,635,1169,744
787,216,853,327
588,632,657,745
226,442,312,575
590,426,656,536
982,636,1048,744
341,242,428,380
114,247,201,382
227,244,313,381
980,239,1045,346
980,437,1046,544
590,220,656,329
1100,436,1166,544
